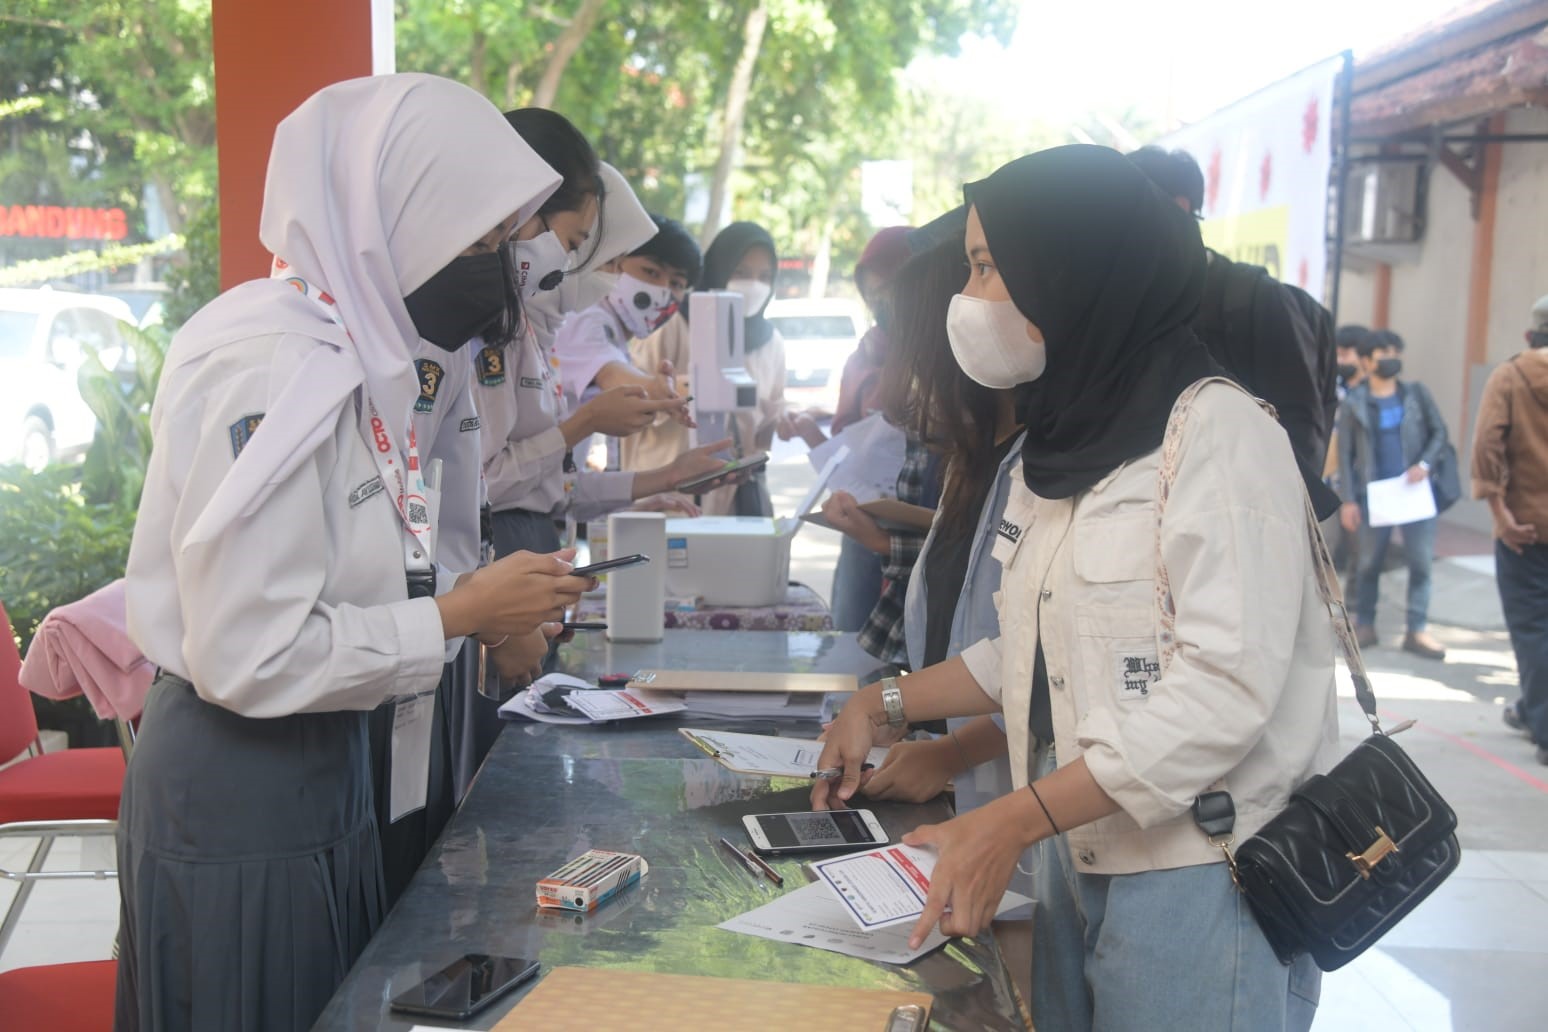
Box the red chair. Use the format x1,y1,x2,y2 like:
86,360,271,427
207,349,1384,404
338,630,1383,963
0,959,117,1031
0,601,126,961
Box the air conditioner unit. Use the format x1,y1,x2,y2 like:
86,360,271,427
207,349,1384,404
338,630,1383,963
1344,159,1426,245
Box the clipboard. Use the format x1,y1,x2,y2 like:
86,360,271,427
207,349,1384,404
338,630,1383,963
492,967,932,1032
627,669,858,694
801,497,936,534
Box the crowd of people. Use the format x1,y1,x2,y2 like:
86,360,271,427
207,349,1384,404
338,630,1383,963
107,71,1548,1031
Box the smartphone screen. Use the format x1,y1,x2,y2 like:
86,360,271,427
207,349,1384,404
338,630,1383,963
389,954,540,1020
751,810,885,852
676,454,768,492
570,553,649,578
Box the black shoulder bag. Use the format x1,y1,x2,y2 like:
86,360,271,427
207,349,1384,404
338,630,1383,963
1158,378,1461,973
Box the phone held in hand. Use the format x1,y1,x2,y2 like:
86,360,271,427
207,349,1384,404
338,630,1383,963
674,453,769,493
569,553,650,578
388,954,540,1021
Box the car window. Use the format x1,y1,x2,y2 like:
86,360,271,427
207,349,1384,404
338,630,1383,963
47,310,85,366
766,315,859,339
0,310,38,360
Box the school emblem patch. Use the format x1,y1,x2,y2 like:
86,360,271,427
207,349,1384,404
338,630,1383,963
459,417,480,433
348,476,385,508
414,359,444,413
476,345,506,387
228,413,264,459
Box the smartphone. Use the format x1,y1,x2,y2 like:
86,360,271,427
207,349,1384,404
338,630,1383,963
742,808,888,856
675,453,769,493
570,553,650,578
561,621,608,631
388,954,540,1021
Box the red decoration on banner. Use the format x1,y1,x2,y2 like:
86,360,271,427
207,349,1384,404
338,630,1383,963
1298,258,1310,288
0,205,128,241
1206,148,1222,213
1260,152,1274,201
1303,99,1319,155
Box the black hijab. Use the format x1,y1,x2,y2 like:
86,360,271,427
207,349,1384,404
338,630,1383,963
700,221,779,350
966,145,1222,499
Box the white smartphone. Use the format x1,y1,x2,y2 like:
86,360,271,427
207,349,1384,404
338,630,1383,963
742,809,888,856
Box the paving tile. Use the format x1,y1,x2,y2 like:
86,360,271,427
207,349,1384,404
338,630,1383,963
1471,849,1548,882
1314,962,1414,1030
1375,947,1548,1032
1376,876,1548,952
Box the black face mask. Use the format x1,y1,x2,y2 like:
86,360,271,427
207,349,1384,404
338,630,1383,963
1374,357,1403,379
1529,330,1548,350
403,249,520,352
1337,362,1359,382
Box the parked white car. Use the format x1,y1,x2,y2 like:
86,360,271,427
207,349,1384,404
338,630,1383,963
764,296,870,412
0,287,137,470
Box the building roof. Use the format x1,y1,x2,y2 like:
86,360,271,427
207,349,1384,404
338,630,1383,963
1351,0,1548,138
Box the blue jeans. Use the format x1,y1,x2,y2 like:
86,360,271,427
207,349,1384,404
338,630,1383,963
1029,745,1319,1032
1354,515,1437,633
1498,541,1548,747
830,534,884,632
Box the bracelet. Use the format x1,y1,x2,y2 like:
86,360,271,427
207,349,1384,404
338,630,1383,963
1028,782,1060,836
480,635,510,649
948,729,971,772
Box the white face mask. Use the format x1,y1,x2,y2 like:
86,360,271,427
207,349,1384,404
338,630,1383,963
726,277,772,315
562,268,619,314
946,293,1047,388
606,271,678,339
511,230,572,301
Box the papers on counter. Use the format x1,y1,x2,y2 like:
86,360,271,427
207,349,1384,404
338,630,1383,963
807,412,906,504
813,843,940,930
1365,473,1438,527
498,673,685,724
719,880,1032,966
680,728,888,778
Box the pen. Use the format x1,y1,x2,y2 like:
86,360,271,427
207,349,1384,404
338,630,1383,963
744,848,784,888
808,763,875,780
718,836,765,883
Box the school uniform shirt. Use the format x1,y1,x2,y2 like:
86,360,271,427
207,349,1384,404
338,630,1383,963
957,383,1340,875
472,327,633,520
408,341,483,577
553,302,633,405
126,332,449,718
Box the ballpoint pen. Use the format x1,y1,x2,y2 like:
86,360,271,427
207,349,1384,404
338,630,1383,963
718,836,767,883
744,848,784,888
808,763,875,780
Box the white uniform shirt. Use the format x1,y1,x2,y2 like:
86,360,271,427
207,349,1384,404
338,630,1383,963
554,303,632,404
472,327,633,520
407,341,484,577
126,332,448,718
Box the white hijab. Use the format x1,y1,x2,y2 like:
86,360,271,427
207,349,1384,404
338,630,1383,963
170,74,560,547
527,161,657,344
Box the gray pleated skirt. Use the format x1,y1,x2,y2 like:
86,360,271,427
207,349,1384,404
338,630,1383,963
115,674,385,1032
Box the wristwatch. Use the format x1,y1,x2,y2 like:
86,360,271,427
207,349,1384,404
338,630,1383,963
880,676,906,728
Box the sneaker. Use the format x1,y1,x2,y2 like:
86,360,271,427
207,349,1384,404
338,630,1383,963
1355,625,1379,649
1504,702,1529,734
1402,632,1447,661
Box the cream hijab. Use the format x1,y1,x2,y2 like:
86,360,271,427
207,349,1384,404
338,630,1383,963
167,74,560,547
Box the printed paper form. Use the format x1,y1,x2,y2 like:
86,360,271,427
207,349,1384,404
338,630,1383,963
718,880,1032,965
679,728,888,778
1365,473,1438,528
813,843,941,930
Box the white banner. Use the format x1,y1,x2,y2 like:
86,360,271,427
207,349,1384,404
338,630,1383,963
1157,54,1344,302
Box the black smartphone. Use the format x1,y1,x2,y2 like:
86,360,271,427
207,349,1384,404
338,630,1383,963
675,453,769,493
561,621,608,631
570,553,650,578
388,954,540,1021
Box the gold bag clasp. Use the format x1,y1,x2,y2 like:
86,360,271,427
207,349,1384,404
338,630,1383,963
1347,827,1399,879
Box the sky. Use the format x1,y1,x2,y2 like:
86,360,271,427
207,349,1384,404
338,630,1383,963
930,0,1470,133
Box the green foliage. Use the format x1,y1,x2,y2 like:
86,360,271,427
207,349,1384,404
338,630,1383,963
163,197,219,328
78,322,166,508
0,465,136,655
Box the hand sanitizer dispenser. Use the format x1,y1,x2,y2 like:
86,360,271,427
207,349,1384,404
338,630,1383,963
687,291,758,444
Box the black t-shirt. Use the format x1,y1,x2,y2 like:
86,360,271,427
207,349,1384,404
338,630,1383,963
921,437,1017,668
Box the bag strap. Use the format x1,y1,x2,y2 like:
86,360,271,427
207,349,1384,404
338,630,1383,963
1155,378,1384,737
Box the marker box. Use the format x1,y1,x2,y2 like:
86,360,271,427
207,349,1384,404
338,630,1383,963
536,849,649,913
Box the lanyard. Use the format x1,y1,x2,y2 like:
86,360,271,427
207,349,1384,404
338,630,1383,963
273,260,435,571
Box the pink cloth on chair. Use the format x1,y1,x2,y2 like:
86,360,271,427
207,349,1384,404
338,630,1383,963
20,580,153,720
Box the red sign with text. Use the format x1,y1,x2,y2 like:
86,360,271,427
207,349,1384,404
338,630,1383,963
0,205,129,241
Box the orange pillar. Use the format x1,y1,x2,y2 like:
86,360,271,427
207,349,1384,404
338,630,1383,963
211,0,393,289
1460,114,1505,437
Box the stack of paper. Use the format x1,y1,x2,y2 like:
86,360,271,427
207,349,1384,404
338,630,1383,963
676,691,824,722
498,673,686,724
680,728,888,777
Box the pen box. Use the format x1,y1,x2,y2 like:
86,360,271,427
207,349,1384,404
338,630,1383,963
536,849,648,913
